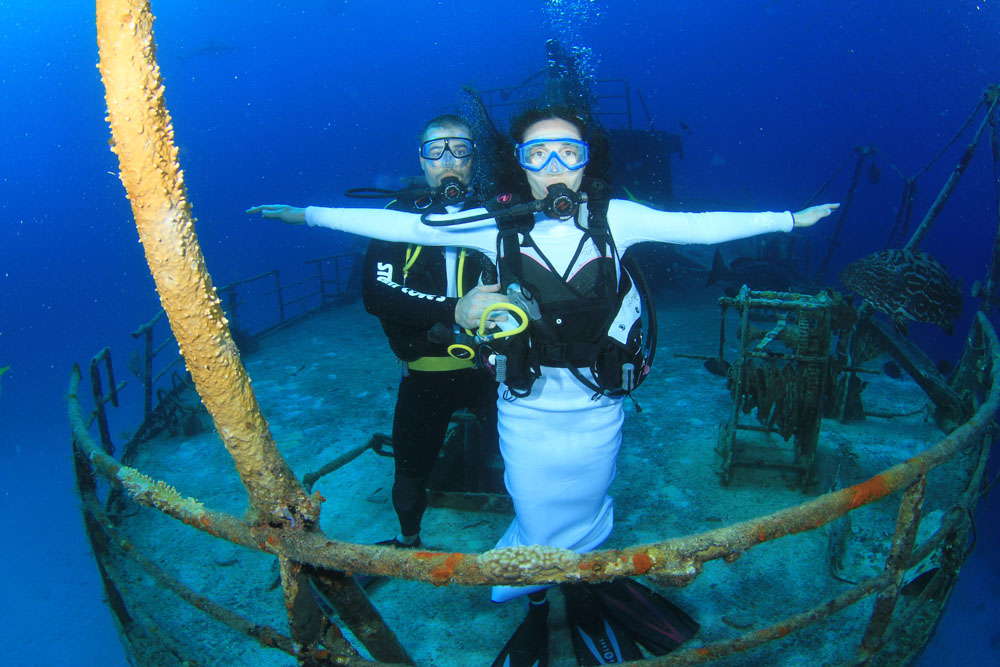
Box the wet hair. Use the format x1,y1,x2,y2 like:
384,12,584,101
419,114,473,143
506,105,610,186
510,106,589,144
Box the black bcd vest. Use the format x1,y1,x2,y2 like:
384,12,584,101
487,180,657,399
372,195,495,361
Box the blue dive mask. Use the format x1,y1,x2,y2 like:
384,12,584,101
516,138,589,172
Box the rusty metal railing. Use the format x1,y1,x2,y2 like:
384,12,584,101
70,310,1000,664
127,255,357,429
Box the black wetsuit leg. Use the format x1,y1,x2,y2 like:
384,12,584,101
390,368,499,536
456,366,501,492
391,369,464,536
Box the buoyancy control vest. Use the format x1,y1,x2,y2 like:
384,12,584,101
363,193,496,363
485,179,657,399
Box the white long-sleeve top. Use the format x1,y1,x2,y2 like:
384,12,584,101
306,200,794,278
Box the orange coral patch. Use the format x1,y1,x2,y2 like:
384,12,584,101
632,552,653,574
413,551,436,560
266,535,279,547
430,553,465,586
847,475,890,510
429,566,451,584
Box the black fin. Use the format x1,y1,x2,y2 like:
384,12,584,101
562,583,643,665
491,600,549,667
590,578,699,655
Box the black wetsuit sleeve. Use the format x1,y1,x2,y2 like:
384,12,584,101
362,239,459,329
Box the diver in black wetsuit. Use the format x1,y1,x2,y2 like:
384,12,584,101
361,114,508,551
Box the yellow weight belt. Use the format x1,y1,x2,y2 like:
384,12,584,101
406,355,475,372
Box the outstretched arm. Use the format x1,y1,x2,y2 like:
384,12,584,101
247,204,498,257
607,200,839,248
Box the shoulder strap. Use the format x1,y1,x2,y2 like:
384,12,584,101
487,194,535,289
582,178,613,257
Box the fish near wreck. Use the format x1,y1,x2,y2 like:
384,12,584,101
838,249,962,335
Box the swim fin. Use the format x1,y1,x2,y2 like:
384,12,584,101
491,599,549,667
590,578,699,655
562,583,643,665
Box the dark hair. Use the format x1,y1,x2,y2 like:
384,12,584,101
510,106,589,144
506,106,610,186
420,114,472,143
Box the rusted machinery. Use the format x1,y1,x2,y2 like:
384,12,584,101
713,288,849,488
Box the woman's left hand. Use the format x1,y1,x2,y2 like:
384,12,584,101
791,203,839,228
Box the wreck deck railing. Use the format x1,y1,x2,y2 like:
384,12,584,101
70,311,1000,665
115,253,357,451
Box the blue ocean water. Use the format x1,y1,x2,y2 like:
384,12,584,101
0,1,997,664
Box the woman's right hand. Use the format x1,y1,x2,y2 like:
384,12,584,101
246,204,307,225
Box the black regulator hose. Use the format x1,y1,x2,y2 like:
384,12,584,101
345,178,470,211
343,187,402,199
420,184,587,226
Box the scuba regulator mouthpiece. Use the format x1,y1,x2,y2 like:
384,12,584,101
347,177,470,215
419,181,594,227
436,176,468,204
541,183,584,220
